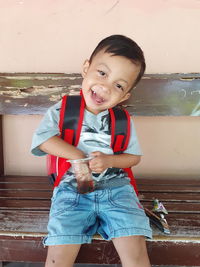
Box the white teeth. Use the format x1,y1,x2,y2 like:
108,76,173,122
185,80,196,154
91,89,105,102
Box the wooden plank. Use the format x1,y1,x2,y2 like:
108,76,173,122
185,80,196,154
138,184,200,192
146,241,200,266
0,175,49,183
0,236,200,266
0,116,4,176
0,190,52,199
0,210,199,236
137,177,200,185
139,192,200,202
0,182,51,190
0,210,48,233
0,199,50,209
2,175,200,185
0,236,47,262
142,202,200,213
0,73,200,116
2,190,199,202
0,198,199,213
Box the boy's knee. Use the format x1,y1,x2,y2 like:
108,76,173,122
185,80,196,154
45,244,81,267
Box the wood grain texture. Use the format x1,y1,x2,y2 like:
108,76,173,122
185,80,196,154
0,73,200,116
0,116,4,176
0,175,200,265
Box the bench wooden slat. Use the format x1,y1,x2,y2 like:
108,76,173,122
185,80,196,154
1,210,200,236
2,190,200,202
0,190,52,198
1,236,200,266
2,175,200,185
1,73,200,116
1,175,200,265
140,192,200,201
3,183,198,192
137,177,200,185
0,210,48,233
0,183,51,190
0,176,48,183
143,202,200,213
0,199,50,209
1,199,200,214
139,186,200,193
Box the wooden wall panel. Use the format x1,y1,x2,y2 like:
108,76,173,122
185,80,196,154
0,73,199,116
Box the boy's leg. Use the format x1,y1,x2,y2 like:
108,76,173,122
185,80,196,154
45,244,81,267
112,235,151,267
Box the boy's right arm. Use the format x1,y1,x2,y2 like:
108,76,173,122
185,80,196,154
31,100,85,160
39,136,85,160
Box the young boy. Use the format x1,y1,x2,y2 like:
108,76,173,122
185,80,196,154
31,35,152,267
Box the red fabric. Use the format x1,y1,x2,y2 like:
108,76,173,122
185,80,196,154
54,158,71,188
113,135,124,152
59,95,67,133
64,129,74,143
109,108,115,150
122,109,131,151
124,168,138,195
53,92,85,187
47,154,57,176
75,95,85,146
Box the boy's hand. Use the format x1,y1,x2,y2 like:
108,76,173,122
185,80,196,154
89,151,112,173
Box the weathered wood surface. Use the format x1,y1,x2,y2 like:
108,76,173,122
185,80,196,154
0,116,3,176
0,73,200,116
0,237,200,266
0,175,200,265
1,176,200,235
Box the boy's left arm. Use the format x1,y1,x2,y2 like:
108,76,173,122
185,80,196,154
89,151,141,174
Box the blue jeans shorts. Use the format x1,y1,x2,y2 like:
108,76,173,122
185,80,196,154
43,183,152,245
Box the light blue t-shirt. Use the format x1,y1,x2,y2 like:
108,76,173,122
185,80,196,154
31,101,142,189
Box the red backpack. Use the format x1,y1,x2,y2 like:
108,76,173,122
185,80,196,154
47,92,138,195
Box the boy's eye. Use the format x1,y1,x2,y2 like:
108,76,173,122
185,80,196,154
116,84,124,91
98,70,106,77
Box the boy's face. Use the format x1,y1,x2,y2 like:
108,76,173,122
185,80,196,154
81,50,140,115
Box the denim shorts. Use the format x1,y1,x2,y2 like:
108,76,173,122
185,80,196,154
43,183,152,245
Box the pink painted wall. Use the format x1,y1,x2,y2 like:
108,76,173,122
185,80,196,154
1,0,200,177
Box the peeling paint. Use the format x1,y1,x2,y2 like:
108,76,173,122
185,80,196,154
0,73,199,116
0,231,45,237
180,78,195,81
0,86,64,98
191,90,200,95
142,76,151,79
2,76,81,81
49,95,61,102
69,85,81,89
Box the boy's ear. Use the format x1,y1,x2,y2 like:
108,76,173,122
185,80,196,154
119,92,131,103
82,60,90,78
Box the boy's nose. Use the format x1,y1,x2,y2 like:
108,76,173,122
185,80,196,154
93,84,110,94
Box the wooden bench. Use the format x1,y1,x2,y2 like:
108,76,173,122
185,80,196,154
0,73,200,266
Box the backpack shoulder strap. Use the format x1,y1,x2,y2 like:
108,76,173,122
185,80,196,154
109,107,138,195
47,93,85,187
59,94,85,145
109,107,131,153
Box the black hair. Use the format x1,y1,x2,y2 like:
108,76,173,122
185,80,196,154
89,35,146,88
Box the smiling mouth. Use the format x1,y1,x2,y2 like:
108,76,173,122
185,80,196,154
91,90,105,104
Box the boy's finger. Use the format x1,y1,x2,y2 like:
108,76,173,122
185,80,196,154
90,151,101,157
